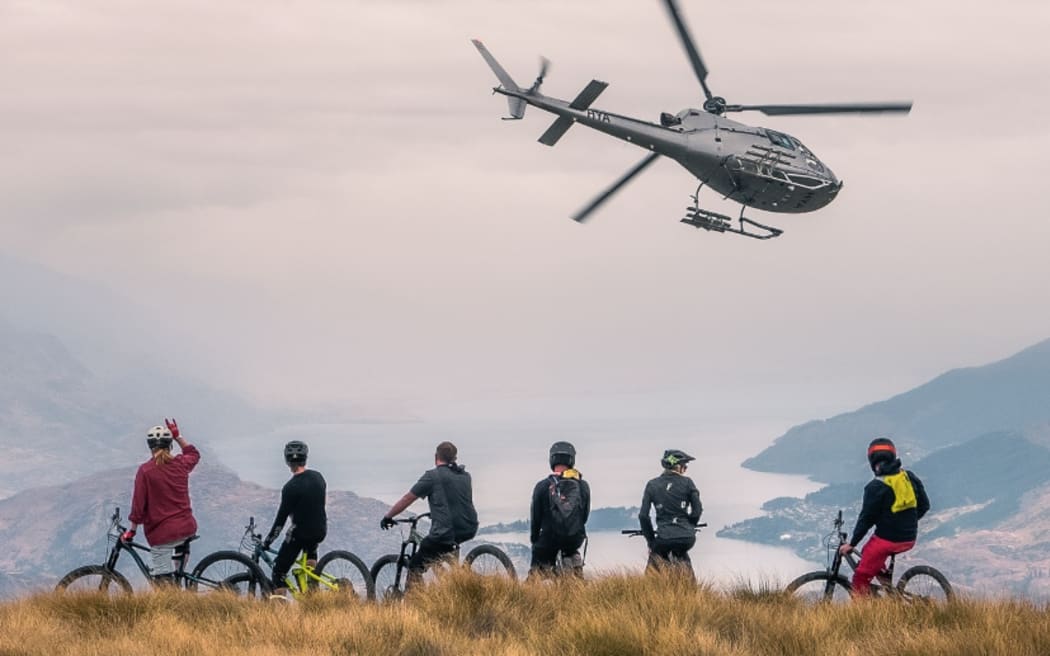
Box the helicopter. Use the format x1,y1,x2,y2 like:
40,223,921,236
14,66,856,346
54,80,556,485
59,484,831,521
472,0,911,240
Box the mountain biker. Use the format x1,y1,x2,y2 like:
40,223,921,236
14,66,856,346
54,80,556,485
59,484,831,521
639,449,703,579
528,441,591,579
262,440,327,598
838,437,931,595
125,418,200,583
380,441,479,587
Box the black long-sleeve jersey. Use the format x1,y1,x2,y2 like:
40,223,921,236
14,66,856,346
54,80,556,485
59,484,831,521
265,469,327,544
639,470,702,542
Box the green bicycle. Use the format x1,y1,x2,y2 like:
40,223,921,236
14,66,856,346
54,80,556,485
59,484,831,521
197,516,375,601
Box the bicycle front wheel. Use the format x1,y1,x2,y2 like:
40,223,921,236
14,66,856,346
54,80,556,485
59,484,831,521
370,554,405,602
897,565,954,602
189,550,271,598
784,571,852,603
463,544,517,580
316,550,375,601
56,565,133,596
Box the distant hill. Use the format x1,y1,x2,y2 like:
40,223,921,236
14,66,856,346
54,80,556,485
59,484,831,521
478,506,642,534
0,319,274,496
743,338,1050,484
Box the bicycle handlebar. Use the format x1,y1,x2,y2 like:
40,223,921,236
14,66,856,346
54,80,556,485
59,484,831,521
621,523,707,537
392,512,431,526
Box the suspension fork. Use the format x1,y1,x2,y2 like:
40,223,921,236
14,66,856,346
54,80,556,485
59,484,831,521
105,541,124,570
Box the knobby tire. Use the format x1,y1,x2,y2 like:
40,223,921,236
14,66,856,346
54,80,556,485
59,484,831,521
56,565,133,595
897,564,954,602
463,544,517,580
315,550,376,601
189,550,272,597
784,571,852,603
369,553,405,602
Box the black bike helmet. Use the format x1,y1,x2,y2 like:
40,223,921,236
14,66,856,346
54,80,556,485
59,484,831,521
661,449,695,470
284,440,309,465
146,425,173,450
867,437,897,473
549,441,576,469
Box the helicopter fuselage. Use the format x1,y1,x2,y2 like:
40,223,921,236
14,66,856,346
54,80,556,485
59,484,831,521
497,87,843,214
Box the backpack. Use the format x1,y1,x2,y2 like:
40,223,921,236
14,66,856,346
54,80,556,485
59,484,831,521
547,471,586,539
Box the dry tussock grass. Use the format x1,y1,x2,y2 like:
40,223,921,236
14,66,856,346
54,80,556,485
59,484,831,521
2,569,1048,656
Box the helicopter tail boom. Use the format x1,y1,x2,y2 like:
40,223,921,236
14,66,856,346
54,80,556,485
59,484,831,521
472,39,527,119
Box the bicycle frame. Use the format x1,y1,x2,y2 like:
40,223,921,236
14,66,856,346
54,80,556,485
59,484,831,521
241,516,343,597
386,513,466,589
824,511,897,596
96,508,224,591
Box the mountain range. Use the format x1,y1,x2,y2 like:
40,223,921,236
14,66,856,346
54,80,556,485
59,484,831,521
743,338,1050,484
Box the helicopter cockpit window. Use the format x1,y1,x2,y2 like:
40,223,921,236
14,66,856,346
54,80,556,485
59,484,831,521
766,130,795,150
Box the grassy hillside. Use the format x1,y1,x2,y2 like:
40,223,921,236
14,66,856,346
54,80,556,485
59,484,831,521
3,570,1048,656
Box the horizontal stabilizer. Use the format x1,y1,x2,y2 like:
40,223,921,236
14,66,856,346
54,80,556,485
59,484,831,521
569,80,608,110
538,116,574,146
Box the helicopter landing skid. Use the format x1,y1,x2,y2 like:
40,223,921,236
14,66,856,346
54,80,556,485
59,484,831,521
679,187,783,240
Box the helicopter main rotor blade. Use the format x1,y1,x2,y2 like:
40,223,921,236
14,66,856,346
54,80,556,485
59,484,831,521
725,101,913,116
572,153,661,223
662,0,713,101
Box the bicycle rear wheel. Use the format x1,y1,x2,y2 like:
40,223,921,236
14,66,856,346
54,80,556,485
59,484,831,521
189,550,271,598
370,554,405,601
315,550,375,601
56,566,133,596
897,565,953,602
784,571,852,603
463,544,517,580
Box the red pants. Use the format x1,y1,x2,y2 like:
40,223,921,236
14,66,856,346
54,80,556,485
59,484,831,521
852,535,915,595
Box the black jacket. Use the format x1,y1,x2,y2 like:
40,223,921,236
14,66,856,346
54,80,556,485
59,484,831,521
530,470,591,546
639,470,703,542
850,462,930,547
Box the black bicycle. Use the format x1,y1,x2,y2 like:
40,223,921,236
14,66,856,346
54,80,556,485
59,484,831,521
198,516,375,601
622,524,706,573
370,513,517,600
784,510,953,603
55,507,270,597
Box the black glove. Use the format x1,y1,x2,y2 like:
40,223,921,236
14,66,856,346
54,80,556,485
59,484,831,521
380,516,396,530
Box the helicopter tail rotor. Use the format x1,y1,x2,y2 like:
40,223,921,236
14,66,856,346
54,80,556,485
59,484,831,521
528,57,550,94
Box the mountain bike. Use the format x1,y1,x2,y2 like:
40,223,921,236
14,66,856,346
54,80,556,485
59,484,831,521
370,513,516,600
784,510,953,603
196,516,375,601
55,507,270,597
622,523,706,574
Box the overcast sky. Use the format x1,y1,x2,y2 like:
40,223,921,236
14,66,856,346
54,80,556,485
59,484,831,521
2,0,1049,420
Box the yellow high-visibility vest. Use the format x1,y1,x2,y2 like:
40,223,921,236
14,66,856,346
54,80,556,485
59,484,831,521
880,471,917,513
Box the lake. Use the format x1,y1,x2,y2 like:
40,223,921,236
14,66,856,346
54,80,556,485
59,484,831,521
213,398,825,587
